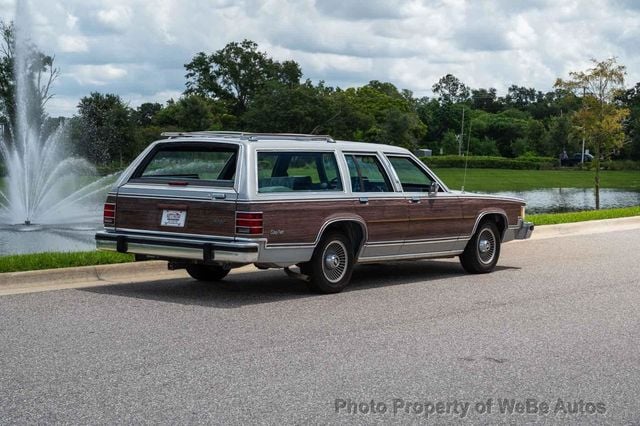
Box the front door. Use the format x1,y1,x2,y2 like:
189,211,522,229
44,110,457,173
385,155,466,256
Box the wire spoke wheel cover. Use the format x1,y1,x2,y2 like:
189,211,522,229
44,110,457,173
322,240,348,283
460,220,501,274
476,228,497,265
307,231,355,293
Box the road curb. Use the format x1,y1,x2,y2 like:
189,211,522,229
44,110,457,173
0,260,180,287
529,215,640,240
1,216,638,289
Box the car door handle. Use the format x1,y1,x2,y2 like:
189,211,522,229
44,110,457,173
359,197,369,204
410,197,421,204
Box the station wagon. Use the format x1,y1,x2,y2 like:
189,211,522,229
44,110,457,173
96,132,533,293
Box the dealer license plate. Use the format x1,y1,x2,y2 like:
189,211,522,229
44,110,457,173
160,210,187,227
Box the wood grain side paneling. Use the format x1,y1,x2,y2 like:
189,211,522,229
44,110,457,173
239,198,408,245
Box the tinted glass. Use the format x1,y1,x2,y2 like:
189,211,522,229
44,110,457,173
257,152,343,193
388,156,435,192
346,154,393,192
136,145,237,185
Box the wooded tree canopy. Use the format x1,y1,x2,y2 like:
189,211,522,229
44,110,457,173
1,31,639,168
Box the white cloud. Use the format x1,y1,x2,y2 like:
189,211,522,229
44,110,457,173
0,0,638,117
65,12,78,30
70,64,128,85
95,5,132,32
57,35,88,52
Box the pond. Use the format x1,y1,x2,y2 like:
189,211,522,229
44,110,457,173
485,188,640,214
0,222,101,256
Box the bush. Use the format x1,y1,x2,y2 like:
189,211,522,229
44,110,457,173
420,155,556,170
600,160,640,170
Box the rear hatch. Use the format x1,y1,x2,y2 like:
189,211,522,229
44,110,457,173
113,141,239,238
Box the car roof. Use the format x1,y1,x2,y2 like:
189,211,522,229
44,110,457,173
155,132,413,155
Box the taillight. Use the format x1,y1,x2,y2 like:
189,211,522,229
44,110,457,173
236,212,263,235
103,203,116,226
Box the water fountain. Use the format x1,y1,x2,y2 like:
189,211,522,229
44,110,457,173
0,0,116,254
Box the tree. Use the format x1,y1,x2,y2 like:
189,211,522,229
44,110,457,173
132,102,162,127
71,92,134,166
243,80,334,134
184,39,302,115
471,88,502,113
0,20,59,142
432,74,470,104
504,85,541,110
153,95,224,131
616,82,640,160
555,57,630,209
332,81,426,149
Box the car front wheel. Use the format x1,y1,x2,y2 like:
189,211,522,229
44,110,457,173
460,221,501,274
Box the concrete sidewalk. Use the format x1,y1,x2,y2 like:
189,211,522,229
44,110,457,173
1,215,638,294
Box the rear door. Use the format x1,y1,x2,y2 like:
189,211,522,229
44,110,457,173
345,153,407,259
115,142,239,238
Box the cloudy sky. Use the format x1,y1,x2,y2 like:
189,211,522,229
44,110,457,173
1,0,639,117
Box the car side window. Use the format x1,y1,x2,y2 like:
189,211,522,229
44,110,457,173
387,156,436,192
345,154,393,192
257,151,343,193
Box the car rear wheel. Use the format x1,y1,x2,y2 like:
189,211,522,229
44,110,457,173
306,232,354,294
186,264,231,282
460,221,501,274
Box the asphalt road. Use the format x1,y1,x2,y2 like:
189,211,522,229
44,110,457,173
1,229,639,424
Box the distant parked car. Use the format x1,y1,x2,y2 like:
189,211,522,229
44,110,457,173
562,153,594,167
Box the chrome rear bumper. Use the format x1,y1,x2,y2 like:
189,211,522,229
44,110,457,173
95,231,260,264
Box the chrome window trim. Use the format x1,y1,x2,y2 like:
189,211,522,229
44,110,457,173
341,151,399,194
253,149,347,198
382,152,451,193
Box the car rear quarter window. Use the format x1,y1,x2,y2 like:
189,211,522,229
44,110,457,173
257,152,343,193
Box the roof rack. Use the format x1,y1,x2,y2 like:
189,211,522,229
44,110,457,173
160,131,335,143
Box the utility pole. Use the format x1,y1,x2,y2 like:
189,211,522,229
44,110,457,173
458,108,465,156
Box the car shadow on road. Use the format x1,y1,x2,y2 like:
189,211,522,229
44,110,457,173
79,260,519,308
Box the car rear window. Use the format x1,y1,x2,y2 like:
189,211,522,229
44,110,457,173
131,144,237,187
257,152,343,193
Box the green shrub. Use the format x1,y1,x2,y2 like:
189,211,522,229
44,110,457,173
600,160,640,170
420,155,556,170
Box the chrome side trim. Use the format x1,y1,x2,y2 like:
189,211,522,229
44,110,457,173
460,210,510,240
358,249,464,263
114,228,244,242
313,216,368,246
257,245,315,264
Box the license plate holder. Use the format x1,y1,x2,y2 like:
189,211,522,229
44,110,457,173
160,210,187,227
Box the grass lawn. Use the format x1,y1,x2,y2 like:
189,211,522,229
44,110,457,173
431,168,640,192
528,206,640,225
0,251,134,273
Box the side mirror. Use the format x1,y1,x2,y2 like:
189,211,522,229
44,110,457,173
428,181,439,196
